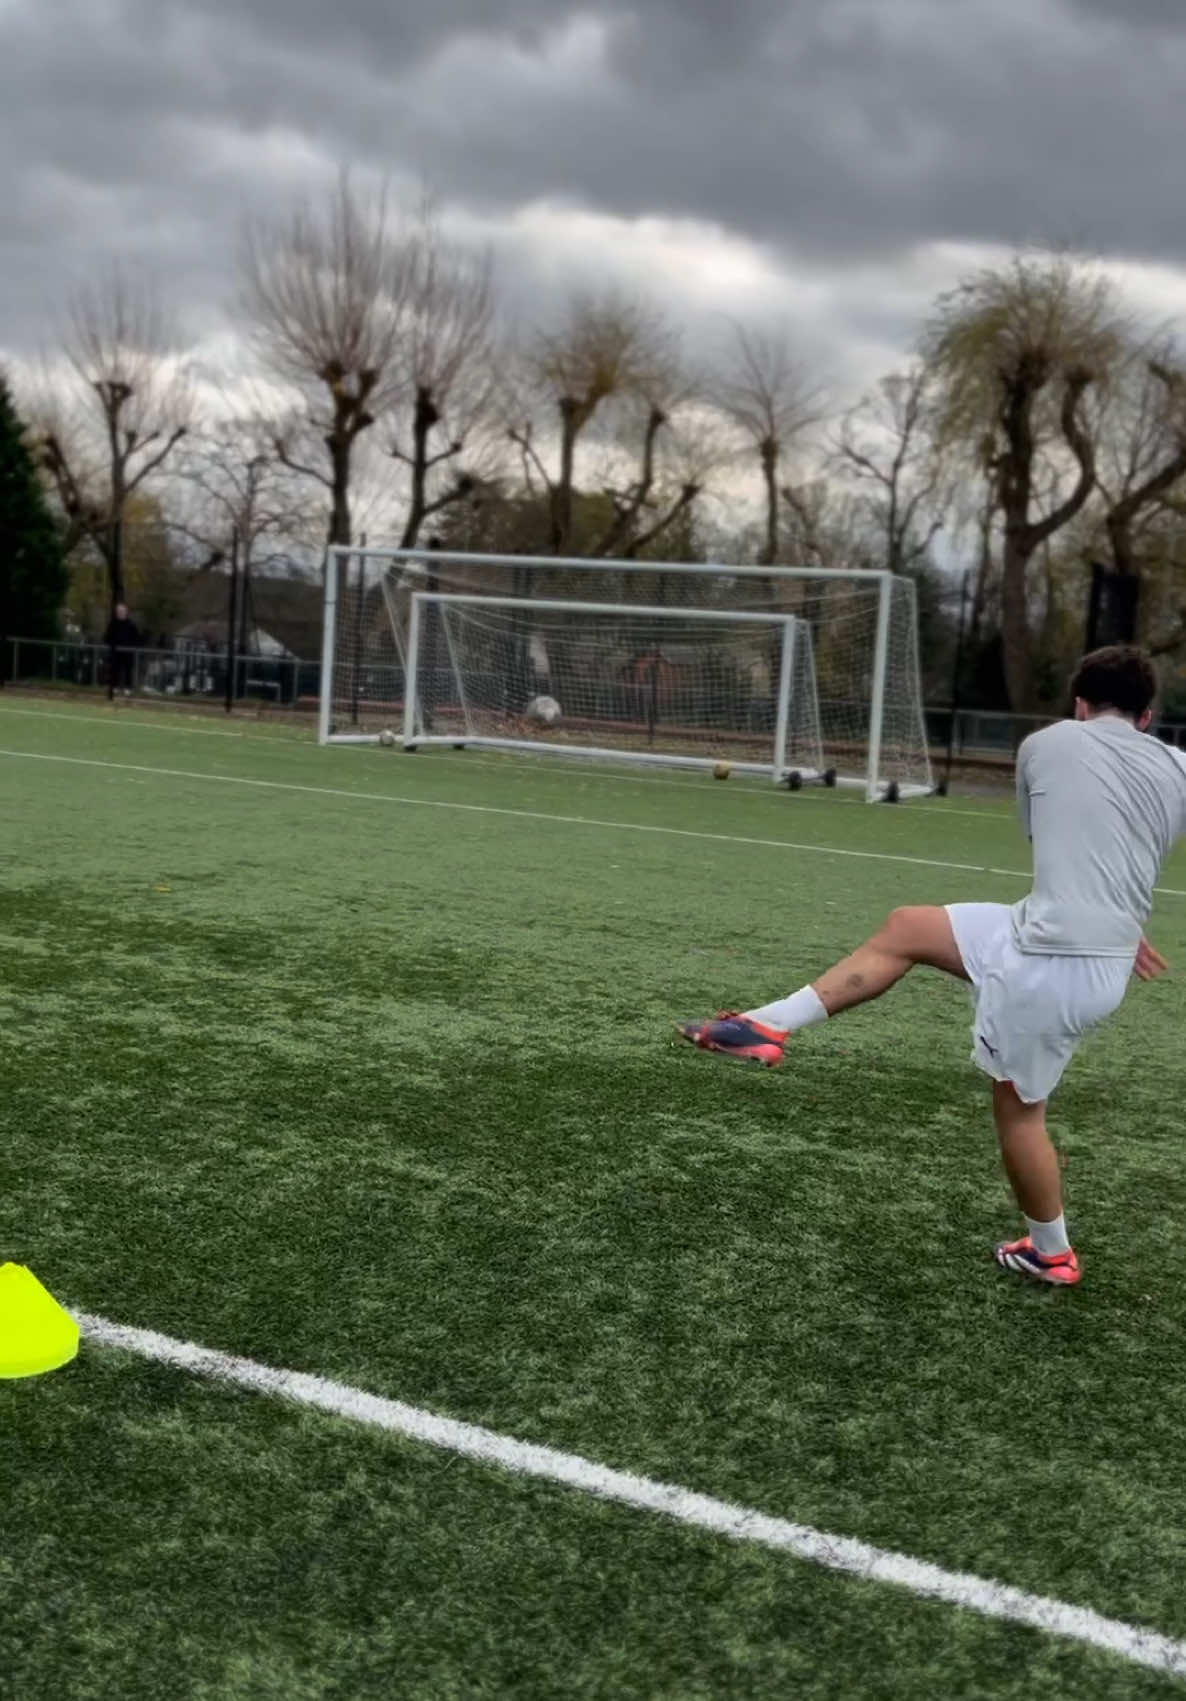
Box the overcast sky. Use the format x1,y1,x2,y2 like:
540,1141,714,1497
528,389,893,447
5,0,1186,405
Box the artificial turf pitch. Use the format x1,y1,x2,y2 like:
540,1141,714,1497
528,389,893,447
3,697,1186,1699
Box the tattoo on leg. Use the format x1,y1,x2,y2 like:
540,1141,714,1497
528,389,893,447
845,973,865,990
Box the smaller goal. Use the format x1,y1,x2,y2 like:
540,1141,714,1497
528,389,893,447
405,594,826,783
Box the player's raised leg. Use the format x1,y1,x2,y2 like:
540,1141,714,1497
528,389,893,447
678,905,967,1065
991,1081,1081,1286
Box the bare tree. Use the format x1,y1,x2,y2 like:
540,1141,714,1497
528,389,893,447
924,254,1125,709
586,343,716,560
238,172,413,548
508,292,677,556
36,269,191,608
713,323,824,566
1094,341,1186,580
780,478,878,573
831,363,950,575
386,208,498,550
173,417,318,576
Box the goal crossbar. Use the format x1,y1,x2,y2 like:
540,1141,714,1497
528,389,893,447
409,592,807,620
330,544,890,584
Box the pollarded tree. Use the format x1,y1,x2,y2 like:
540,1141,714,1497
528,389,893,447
509,292,684,557
713,322,824,568
389,207,498,550
588,352,716,564
36,269,191,609
238,172,414,549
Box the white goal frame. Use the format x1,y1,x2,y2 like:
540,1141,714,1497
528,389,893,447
403,593,823,784
318,546,934,800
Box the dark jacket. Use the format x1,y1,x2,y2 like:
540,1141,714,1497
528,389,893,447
105,616,140,649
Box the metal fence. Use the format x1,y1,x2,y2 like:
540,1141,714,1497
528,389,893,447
6,636,1186,757
926,705,1186,756
2,638,318,707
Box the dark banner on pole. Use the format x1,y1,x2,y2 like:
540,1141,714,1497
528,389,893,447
1085,564,1140,650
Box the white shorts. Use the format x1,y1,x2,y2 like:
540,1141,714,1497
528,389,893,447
945,903,1132,1104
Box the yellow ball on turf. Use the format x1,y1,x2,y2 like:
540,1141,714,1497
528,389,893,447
713,762,730,780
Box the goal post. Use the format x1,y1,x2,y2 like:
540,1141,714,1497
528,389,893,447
318,544,935,798
402,593,825,783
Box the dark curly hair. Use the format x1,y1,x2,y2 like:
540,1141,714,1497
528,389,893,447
1070,645,1158,720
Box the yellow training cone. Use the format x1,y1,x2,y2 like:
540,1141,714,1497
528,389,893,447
0,1264,80,1379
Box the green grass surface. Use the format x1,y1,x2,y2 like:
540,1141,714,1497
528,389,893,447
3,697,1186,1699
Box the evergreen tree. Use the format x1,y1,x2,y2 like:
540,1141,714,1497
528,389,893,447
0,375,67,679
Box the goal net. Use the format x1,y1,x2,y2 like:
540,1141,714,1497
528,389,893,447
318,546,934,798
405,594,824,781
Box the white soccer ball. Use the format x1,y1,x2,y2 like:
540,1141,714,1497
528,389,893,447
378,728,397,747
525,694,562,726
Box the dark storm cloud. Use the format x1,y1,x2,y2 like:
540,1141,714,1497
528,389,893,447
155,0,797,74
3,0,1186,357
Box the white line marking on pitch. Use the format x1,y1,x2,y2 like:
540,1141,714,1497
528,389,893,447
76,1311,1186,1680
0,700,1018,820
6,745,1186,898
393,751,1014,824
0,746,1019,878
0,704,279,741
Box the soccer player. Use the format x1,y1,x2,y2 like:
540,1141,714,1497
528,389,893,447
679,646,1183,1286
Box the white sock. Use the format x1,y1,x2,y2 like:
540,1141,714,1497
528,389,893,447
743,986,828,1033
1026,1214,1071,1257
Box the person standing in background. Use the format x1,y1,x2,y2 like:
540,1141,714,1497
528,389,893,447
105,601,140,697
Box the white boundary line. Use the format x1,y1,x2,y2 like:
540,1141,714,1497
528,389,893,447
0,747,1024,879
77,1311,1186,1680
0,702,1020,819
0,703,251,739
5,744,1186,898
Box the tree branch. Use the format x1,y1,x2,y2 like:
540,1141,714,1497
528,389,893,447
274,439,333,490
426,442,464,471
420,478,474,523
1023,370,1095,549
626,482,700,558
508,426,553,495
593,405,666,557
124,426,188,498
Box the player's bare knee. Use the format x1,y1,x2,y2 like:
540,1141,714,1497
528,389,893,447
880,906,923,949
878,904,963,974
